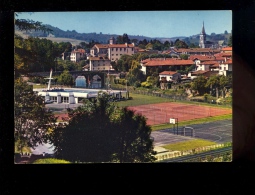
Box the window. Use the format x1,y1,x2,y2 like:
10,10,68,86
116,48,118,51
112,54,114,56
112,48,113,51
116,54,118,56
124,48,126,51
120,48,122,51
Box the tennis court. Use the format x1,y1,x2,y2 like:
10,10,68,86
128,102,232,126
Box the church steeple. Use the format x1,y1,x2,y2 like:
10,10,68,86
201,21,205,34
199,21,206,48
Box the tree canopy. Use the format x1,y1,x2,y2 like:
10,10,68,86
50,92,156,163
14,78,57,152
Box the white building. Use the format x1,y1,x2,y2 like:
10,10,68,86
70,49,86,63
90,38,135,62
219,59,232,76
108,43,135,62
159,71,181,81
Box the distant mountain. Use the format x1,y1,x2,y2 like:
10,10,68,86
15,24,231,46
15,24,186,44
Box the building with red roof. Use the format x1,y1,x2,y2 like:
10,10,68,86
140,58,194,75
90,37,135,62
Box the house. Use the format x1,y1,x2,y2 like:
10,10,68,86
89,56,112,71
196,60,219,71
221,47,232,53
140,58,194,75
159,71,181,82
90,37,135,62
174,48,221,56
108,43,135,62
70,49,86,63
188,70,218,79
219,59,232,76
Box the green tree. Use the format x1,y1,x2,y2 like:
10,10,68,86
180,54,189,60
14,78,56,153
190,75,208,95
57,70,74,86
228,35,232,46
175,40,188,48
206,75,220,98
126,61,145,86
50,92,156,163
112,107,156,162
14,13,54,77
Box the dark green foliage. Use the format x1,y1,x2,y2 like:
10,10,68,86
228,35,232,46
51,92,156,163
191,75,208,95
14,79,57,152
57,70,74,86
15,19,53,33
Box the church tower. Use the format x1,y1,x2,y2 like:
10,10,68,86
199,22,206,48
109,37,115,45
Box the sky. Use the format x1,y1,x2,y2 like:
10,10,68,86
16,11,232,38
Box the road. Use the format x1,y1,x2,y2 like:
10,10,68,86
158,146,232,162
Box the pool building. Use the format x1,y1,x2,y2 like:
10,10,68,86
33,69,127,104
34,88,126,104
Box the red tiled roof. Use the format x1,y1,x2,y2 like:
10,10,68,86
159,71,178,75
191,70,208,75
95,44,108,49
221,47,232,51
189,55,214,61
211,63,220,67
200,61,219,65
175,48,221,53
141,58,174,63
77,49,85,53
108,44,134,48
142,59,194,66
221,53,232,57
214,57,225,61
94,43,135,49
222,59,232,64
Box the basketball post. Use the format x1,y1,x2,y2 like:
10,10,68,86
170,118,178,135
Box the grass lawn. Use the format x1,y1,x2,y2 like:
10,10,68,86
151,114,232,131
33,158,71,164
161,139,217,152
33,84,47,89
116,93,174,107
116,92,232,109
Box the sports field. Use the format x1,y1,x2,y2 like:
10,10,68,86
128,102,232,126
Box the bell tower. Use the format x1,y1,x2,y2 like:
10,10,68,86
199,21,206,48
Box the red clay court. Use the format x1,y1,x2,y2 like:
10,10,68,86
127,102,232,126
54,102,232,126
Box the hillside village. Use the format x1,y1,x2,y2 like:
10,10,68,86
49,22,232,105
17,21,232,105
14,17,234,164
